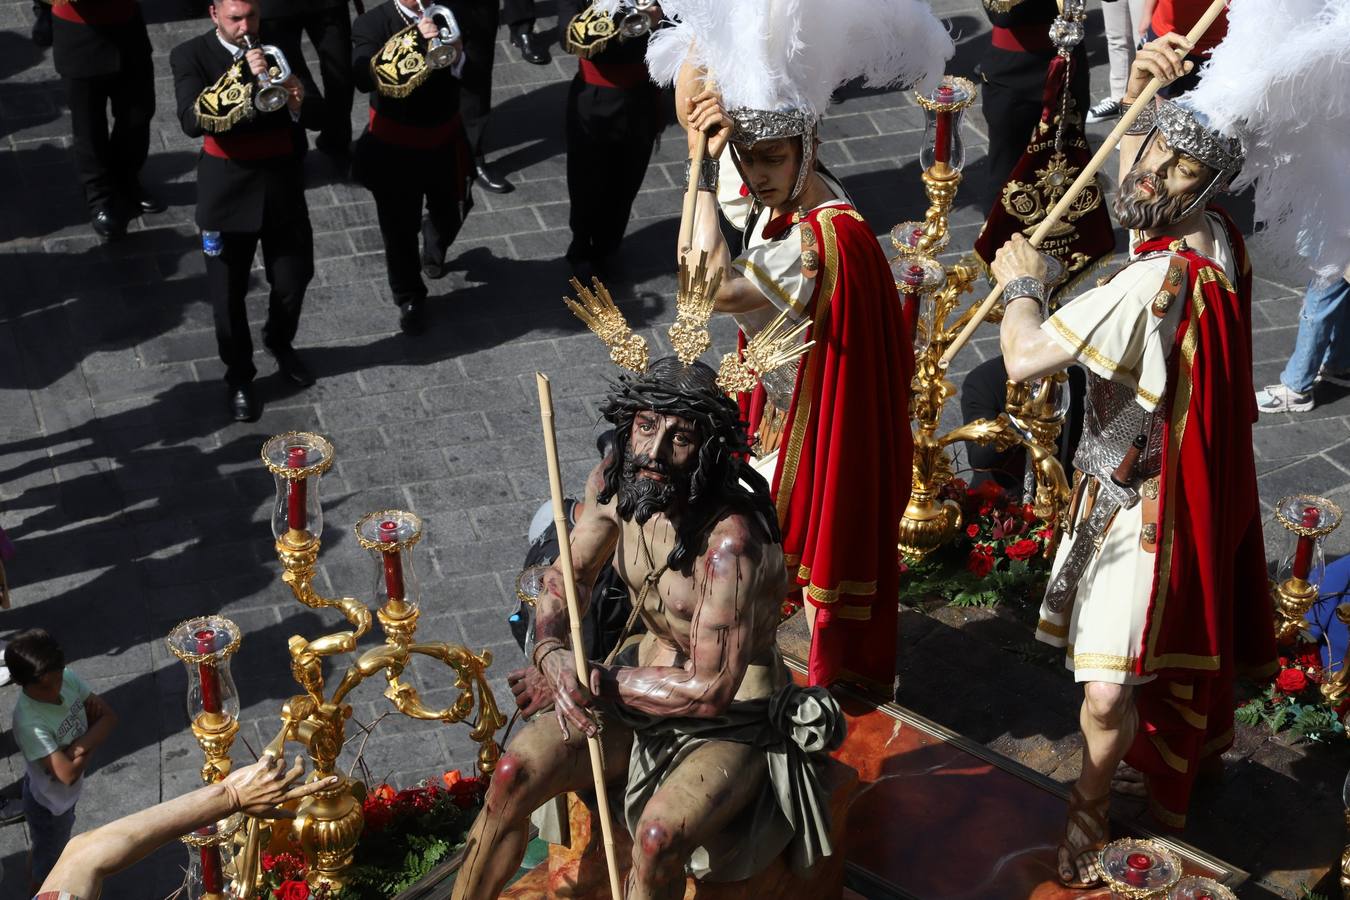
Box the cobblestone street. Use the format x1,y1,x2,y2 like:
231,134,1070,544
0,0,1346,895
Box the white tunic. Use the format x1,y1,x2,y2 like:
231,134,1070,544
1034,214,1237,684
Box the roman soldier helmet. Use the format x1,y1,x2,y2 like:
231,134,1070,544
645,0,954,204
1133,97,1246,220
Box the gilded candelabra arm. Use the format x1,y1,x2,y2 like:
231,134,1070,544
390,642,506,775
276,538,374,642
936,415,1072,529
936,415,1024,454
1321,604,1350,707
330,642,407,707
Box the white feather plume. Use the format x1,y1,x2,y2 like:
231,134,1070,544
1187,0,1350,281
590,0,622,16
647,0,953,119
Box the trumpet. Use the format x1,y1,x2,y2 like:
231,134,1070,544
241,35,292,113
420,3,462,69
619,0,657,39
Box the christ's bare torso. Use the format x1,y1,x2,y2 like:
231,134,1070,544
607,504,788,705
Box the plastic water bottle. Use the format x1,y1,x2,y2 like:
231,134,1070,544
202,230,223,257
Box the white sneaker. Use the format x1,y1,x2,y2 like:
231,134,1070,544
0,665,9,687
1086,98,1120,123
1255,383,1314,413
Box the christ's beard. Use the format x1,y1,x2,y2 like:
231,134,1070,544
1113,170,1195,230
617,450,688,524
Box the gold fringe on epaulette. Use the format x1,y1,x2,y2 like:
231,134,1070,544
562,6,617,59
371,25,433,99
194,63,255,134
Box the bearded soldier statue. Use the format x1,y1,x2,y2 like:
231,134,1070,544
993,33,1277,888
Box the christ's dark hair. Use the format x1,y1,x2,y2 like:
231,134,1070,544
598,358,779,575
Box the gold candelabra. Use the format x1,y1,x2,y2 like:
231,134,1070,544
167,431,507,897
892,76,1072,560
1268,494,1342,643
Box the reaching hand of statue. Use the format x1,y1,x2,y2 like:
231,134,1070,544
992,234,1050,286
222,754,339,819
537,644,599,740
507,665,554,718
686,88,732,160
1125,33,1193,102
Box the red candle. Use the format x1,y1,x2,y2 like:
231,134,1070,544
380,520,405,606
195,629,221,715
932,85,954,166
1291,506,1320,581
1126,853,1151,870
198,835,224,892
286,446,307,532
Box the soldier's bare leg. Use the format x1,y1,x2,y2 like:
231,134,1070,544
628,739,769,900
451,714,632,900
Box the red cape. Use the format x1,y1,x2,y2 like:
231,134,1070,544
1123,208,1278,827
739,206,914,689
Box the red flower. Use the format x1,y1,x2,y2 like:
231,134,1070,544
1036,527,1055,541
1021,505,1038,523
362,795,394,833
1275,667,1309,694
975,480,1004,502
443,770,463,789
978,504,992,516
449,776,484,809
262,853,276,873
966,548,994,578
371,783,396,803
274,881,310,900
965,523,979,538
1005,539,1040,561
1295,643,1323,671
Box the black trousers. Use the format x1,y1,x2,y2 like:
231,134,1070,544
502,0,535,29
66,58,155,212
206,219,314,387
264,5,355,147
980,78,1043,206
458,1,499,156
565,79,660,263
371,176,467,304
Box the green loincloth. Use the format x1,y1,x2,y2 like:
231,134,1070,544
609,682,846,881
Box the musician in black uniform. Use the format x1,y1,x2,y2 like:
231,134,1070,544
49,0,161,239
171,0,322,422
559,0,664,281
352,0,474,334
978,0,1088,203
259,0,355,157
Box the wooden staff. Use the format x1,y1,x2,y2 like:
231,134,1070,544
938,0,1228,368
535,372,624,900
678,131,708,260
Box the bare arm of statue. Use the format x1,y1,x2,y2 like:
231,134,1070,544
533,461,621,739
677,63,774,316
993,235,1076,382
593,516,760,718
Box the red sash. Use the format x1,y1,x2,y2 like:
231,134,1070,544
203,129,293,160
990,23,1053,53
578,59,648,90
367,108,461,150
50,0,136,25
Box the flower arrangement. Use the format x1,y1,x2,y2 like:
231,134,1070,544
1235,642,1347,744
258,770,486,899
900,478,1057,608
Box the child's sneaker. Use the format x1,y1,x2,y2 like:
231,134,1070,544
1255,383,1314,413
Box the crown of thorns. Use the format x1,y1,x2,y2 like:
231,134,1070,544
563,251,814,396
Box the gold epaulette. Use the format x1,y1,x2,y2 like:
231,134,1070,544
195,60,254,134
562,6,618,59
371,24,432,99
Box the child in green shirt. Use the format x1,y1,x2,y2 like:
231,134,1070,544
6,629,117,893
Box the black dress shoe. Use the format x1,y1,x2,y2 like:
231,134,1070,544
399,299,427,335
91,207,125,241
229,385,260,422
511,29,550,65
136,191,166,215
31,5,51,47
421,256,447,280
474,158,513,194
267,345,316,387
